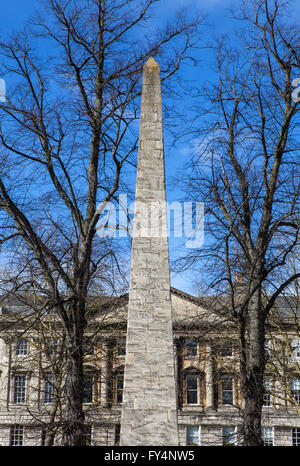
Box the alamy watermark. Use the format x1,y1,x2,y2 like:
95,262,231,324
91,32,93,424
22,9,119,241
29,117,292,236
96,194,204,249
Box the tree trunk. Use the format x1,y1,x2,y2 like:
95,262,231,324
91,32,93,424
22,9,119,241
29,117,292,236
240,280,265,446
45,430,56,447
241,368,264,445
62,307,86,446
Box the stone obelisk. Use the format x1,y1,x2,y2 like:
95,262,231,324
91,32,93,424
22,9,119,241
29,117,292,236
120,58,178,446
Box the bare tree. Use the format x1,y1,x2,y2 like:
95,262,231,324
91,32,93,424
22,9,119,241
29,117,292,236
176,0,299,445
0,0,200,445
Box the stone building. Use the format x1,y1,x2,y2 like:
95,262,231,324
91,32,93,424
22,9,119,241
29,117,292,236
0,288,299,446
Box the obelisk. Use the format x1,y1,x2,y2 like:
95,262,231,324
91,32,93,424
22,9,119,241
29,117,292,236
120,58,178,446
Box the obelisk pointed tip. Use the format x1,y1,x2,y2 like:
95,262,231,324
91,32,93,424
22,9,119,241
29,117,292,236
144,57,160,72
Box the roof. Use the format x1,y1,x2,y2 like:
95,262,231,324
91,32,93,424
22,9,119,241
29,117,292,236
0,289,298,324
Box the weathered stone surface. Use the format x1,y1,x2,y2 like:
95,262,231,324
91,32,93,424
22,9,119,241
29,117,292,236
120,58,178,446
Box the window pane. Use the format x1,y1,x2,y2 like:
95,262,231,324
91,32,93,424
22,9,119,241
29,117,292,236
16,339,28,356
291,378,300,390
263,377,271,406
292,428,300,446
186,376,198,404
291,379,300,404
187,390,198,404
83,376,93,403
185,340,198,357
187,426,200,445
222,377,233,405
10,425,23,446
223,392,233,404
116,339,126,357
45,338,59,356
262,427,274,446
116,375,124,403
220,342,233,357
187,376,198,390
264,340,270,355
13,375,26,403
223,426,236,446
44,376,54,403
291,340,300,359
222,377,232,391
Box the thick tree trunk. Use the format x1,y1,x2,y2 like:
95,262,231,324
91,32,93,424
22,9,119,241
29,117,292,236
241,368,264,446
62,305,86,446
240,280,265,446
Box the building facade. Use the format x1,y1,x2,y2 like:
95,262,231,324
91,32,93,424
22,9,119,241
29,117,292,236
0,288,299,446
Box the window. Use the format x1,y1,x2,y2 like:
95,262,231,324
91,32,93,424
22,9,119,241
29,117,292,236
291,340,300,360
263,377,272,407
265,340,270,357
221,376,233,405
116,339,126,357
295,343,300,358
116,375,124,403
83,375,94,404
262,427,274,446
186,375,198,404
83,337,94,356
291,378,300,404
220,341,233,357
45,338,59,356
15,339,28,356
10,425,23,446
186,426,200,446
13,375,26,403
223,426,237,446
44,376,54,404
292,428,300,446
185,339,198,358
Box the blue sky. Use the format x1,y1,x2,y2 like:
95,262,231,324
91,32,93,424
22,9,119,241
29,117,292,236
0,0,37,32
0,1,299,294
0,0,235,294
0,0,236,30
